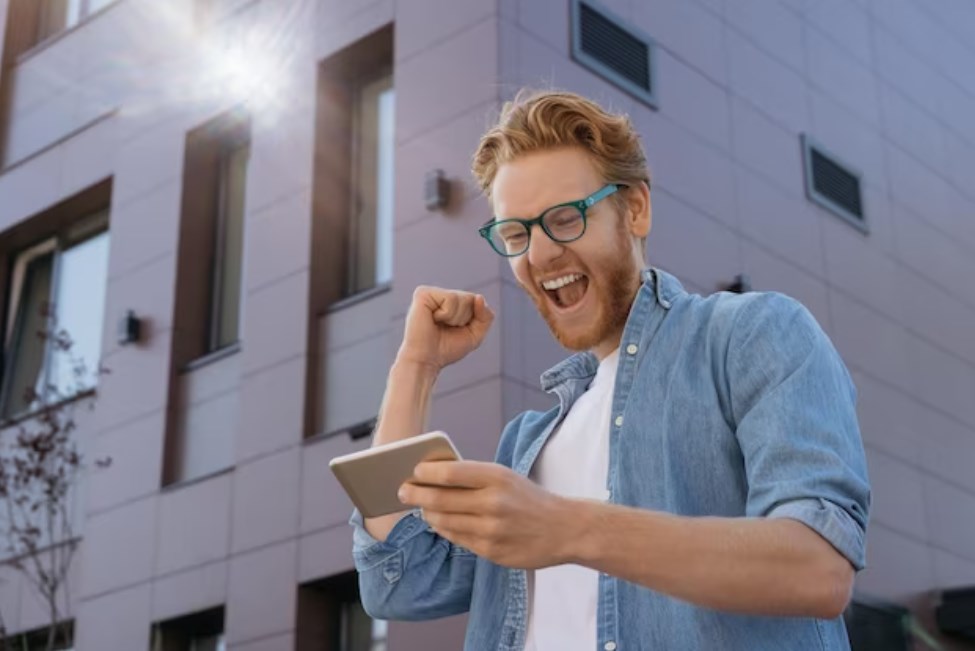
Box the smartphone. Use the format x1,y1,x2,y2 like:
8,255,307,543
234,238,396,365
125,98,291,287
329,431,462,518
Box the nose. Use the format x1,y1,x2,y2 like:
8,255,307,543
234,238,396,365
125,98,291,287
525,223,564,268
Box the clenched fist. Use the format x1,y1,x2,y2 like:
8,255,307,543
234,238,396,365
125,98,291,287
397,286,495,372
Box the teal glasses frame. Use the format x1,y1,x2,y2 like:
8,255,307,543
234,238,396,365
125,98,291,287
477,184,627,257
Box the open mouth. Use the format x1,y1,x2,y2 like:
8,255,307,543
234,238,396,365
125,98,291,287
541,273,589,310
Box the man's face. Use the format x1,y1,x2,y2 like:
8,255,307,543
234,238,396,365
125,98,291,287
491,147,649,358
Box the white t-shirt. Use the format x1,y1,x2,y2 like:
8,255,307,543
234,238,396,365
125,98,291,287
524,348,619,651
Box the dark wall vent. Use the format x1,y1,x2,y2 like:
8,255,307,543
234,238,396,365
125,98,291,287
801,134,868,233
571,0,657,107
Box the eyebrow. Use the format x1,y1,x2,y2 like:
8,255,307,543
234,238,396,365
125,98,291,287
489,196,582,224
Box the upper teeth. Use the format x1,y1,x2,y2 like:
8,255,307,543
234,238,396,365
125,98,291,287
542,273,583,290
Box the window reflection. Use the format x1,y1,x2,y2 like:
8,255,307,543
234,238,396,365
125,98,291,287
0,211,109,419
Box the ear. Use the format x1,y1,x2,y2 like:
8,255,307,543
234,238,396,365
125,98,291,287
625,181,652,238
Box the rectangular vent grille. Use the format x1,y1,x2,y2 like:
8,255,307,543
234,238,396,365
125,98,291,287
580,4,650,90
802,135,868,232
572,0,657,107
811,149,862,217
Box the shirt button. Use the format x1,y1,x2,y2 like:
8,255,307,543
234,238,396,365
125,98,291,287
605,642,618,651
614,415,624,427
626,343,638,355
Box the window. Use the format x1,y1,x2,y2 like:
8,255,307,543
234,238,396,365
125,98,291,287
844,599,910,651
152,607,226,651
165,110,249,485
7,621,74,650
210,123,249,352
336,600,387,651
348,71,395,296
0,210,109,420
35,0,115,43
173,109,250,367
306,26,393,440
312,26,395,305
936,587,975,643
297,573,387,651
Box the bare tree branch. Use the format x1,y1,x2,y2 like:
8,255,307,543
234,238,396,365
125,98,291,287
0,310,110,651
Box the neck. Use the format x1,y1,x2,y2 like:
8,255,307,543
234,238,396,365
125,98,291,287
592,334,622,361
591,267,644,360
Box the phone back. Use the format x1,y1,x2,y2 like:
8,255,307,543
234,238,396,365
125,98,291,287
329,433,460,518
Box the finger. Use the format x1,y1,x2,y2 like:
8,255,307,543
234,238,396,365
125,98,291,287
469,294,495,337
432,292,476,327
431,293,457,324
453,295,475,326
398,483,479,513
473,294,495,324
421,511,486,538
413,460,505,488
423,518,472,550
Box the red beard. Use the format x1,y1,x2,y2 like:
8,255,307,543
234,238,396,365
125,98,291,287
523,229,641,352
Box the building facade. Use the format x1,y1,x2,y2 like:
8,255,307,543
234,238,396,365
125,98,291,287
0,0,973,649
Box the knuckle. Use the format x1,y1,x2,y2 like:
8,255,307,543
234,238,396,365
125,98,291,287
416,463,435,483
484,518,504,538
484,492,504,515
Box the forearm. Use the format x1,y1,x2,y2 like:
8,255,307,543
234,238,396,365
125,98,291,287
363,359,439,540
565,501,854,618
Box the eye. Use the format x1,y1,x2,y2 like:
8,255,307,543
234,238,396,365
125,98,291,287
544,206,583,235
498,225,527,243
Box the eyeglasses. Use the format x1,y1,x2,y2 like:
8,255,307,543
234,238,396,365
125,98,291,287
478,184,626,257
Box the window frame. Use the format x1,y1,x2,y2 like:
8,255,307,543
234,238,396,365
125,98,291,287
33,0,119,48
0,209,109,421
151,606,226,651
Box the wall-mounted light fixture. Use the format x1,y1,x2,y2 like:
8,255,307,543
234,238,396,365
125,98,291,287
425,169,450,212
348,417,377,441
117,310,142,345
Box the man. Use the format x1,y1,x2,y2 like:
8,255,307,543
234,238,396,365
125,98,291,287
350,90,870,651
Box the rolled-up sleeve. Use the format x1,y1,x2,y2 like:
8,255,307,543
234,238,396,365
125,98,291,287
728,294,871,570
350,508,476,620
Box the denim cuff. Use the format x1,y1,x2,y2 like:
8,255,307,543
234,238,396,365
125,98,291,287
767,497,867,570
350,508,427,568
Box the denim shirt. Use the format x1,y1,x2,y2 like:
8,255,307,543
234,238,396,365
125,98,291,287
350,268,871,651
